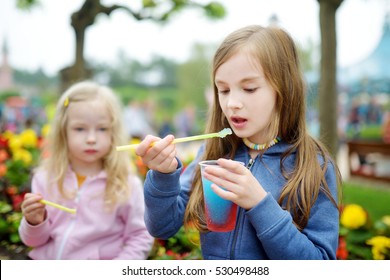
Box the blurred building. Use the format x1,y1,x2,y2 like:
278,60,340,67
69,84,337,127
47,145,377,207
306,13,390,99
0,38,14,91
339,13,390,96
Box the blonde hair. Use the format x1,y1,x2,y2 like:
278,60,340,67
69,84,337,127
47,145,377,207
184,25,341,232
40,81,132,208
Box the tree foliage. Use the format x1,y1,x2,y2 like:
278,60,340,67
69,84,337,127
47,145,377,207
16,0,226,92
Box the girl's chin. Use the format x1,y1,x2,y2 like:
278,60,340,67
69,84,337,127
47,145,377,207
230,129,248,139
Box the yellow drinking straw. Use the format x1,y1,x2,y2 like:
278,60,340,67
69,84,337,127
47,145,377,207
40,199,77,214
116,128,233,152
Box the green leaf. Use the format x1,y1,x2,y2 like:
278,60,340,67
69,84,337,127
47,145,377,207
204,2,226,19
10,233,21,243
142,0,157,8
17,0,39,10
0,202,12,214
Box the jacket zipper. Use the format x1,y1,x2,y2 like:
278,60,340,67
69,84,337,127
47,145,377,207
56,182,83,259
230,157,255,259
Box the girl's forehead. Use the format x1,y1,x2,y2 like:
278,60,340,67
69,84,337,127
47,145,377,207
66,99,111,120
68,97,107,108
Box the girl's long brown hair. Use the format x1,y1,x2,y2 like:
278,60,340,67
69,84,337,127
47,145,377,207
184,25,341,232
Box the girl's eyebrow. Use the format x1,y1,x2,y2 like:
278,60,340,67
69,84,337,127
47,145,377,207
215,76,262,84
215,79,227,85
241,77,261,83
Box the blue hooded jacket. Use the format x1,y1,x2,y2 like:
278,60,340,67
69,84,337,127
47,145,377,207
143,141,339,259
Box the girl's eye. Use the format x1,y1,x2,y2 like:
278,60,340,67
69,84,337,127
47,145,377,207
244,88,257,93
75,127,84,131
99,128,108,132
218,89,230,95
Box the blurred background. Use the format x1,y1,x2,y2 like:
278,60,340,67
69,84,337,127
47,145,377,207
0,0,389,260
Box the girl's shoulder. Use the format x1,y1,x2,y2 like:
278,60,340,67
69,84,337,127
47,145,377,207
31,167,49,182
126,173,144,196
127,173,143,188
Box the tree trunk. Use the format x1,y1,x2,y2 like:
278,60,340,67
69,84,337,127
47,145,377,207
318,0,344,159
59,0,103,92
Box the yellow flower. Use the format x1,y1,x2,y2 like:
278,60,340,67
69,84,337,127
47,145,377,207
366,236,390,260
8,135,23,150
41,124,50,138
45,103,56,122
340,204,367,229
2,130,14,140
12,148,33,165
382,215,390,227
20,129,38,148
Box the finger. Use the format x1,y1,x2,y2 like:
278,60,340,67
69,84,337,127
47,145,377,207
23,200,45,212
210,183,236,201
151,135,174,151
142,135,174,163
203,165,240,186
166,149,178,171
22,193,41,208
204,171,238,193
135,135,161,156
217,158,246,173
152,142,176,165
149,147,177,172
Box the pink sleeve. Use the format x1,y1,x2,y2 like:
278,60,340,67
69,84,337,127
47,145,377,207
18,171,52,247
114,177,154,260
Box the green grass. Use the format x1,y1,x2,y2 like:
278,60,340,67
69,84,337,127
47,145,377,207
342,181,390,221
346,125,383,140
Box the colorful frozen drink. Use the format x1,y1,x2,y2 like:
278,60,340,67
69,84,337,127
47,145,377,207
199,160,238,232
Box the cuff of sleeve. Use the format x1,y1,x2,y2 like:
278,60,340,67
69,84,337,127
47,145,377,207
20,216,50,238
146,159,183,197
246,193,290,236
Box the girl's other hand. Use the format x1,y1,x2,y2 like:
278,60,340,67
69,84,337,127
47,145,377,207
21,193,46,226
203,158,267,210
135,134,178,174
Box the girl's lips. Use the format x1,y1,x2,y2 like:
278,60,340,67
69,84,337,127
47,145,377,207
84,149,97,154
230,116,247,129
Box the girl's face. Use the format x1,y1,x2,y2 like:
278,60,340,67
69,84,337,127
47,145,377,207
66,98,112,175
215,51,277,144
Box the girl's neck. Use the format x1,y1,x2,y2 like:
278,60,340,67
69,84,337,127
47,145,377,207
248,150,261,160
69,161,103,177
243,136,281,159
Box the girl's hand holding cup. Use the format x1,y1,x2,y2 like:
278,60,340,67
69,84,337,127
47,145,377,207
202,158,268,210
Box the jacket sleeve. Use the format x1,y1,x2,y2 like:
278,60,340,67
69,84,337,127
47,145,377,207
246,160,340,260
143,150,202,239
114,177,154,260
18,171,52,247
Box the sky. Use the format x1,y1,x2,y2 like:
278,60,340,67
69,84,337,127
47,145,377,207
0,0,388,75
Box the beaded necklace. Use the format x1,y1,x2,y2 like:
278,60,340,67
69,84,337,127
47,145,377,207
243,136,281,151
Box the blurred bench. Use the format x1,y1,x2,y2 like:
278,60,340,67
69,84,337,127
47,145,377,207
347,140,390,183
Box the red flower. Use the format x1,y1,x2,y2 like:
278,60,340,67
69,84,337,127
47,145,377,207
0,163,7,177
0,136,8,148
336,236,348,260
0,149,9,162
12,194,24,211
157,239,166,246
6,186,18,196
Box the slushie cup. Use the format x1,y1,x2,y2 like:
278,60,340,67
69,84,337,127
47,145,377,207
199,160,239,232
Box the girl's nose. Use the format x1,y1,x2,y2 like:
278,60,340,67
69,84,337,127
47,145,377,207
86,130,96,144
227,92,243,109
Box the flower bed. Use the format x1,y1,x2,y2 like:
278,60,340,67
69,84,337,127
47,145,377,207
338,204,390,260
0,131,202,260
0,128,43,259
1,129,389,260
